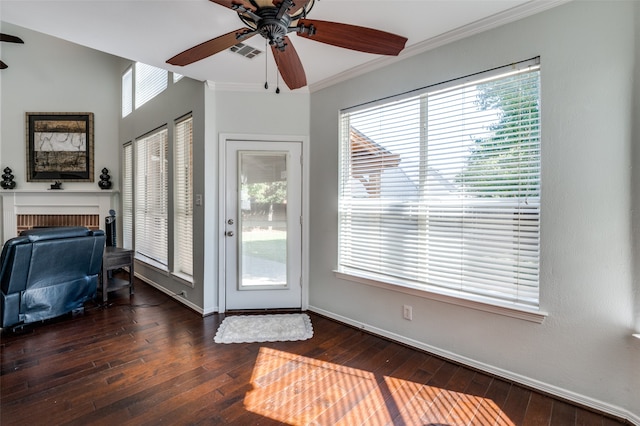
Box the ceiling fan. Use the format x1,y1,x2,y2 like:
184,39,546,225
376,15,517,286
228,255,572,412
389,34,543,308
0,33,24,69
167,0,408,90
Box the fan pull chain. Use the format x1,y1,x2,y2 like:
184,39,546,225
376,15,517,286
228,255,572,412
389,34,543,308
264,39,269,90
276,72,280,94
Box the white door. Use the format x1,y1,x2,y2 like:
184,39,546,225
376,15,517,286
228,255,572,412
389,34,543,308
224,140,302,310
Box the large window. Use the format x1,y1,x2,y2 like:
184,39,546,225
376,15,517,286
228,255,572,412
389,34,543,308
338,59,541,310
122,142,133,250
135,128,169,267
134,62,168,110
122,67,133,117
174,115,193,277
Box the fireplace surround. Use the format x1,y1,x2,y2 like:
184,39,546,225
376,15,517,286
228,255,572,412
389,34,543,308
0,190,116,242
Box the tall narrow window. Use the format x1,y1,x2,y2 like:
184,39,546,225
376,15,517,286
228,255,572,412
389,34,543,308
339,59,541,310
122,142,133,250
135,128,169,267
174,115,193,277
135,63,168,110
122,67,133,117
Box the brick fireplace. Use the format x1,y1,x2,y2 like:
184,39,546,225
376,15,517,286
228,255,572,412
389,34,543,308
1,190,116,242
16,214,101,234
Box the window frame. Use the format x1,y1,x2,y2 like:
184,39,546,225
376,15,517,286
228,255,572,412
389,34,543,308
134,126,169,270
336,58,546,323
173,114,194,281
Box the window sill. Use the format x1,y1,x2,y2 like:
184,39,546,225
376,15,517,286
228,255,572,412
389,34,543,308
334,270,547,323
134,254,169,275
171,271,195,289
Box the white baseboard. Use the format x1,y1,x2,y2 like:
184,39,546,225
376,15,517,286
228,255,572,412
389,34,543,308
308,305,639,425
133,271,204,315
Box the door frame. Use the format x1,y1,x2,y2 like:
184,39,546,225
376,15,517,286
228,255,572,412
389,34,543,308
218,133,309,313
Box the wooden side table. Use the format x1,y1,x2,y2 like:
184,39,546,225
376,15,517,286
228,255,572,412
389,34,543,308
100,246,134,303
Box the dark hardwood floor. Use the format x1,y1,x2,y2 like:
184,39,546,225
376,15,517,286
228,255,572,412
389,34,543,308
1,275,628,425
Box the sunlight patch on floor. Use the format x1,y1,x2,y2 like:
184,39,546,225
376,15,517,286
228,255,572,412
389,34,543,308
244,347,514,425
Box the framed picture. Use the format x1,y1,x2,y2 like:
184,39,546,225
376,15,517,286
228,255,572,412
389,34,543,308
26,112,94,182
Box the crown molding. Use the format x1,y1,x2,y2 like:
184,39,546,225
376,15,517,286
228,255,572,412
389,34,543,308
308,0,571,93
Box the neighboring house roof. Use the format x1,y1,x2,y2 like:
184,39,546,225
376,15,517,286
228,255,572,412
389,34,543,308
349,126,457,199
350,127,400,174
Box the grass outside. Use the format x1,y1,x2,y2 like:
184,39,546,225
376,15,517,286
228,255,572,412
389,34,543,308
242,228,286,264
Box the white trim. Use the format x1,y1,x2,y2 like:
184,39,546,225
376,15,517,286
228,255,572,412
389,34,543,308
133,270,205,315
0,190,117,241
335,271,547,323
170,271,195,289
309,0,570,93
308,306,639,425
218,133,310,313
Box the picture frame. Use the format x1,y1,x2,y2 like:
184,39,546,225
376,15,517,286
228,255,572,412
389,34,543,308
26,112,94,182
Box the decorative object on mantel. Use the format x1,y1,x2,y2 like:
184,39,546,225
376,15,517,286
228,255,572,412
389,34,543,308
98,168,112,190
1,167,16,189
50,181,62,190
26,112,94,182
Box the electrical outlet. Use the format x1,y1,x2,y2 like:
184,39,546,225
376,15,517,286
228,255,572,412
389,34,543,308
403,305,413,321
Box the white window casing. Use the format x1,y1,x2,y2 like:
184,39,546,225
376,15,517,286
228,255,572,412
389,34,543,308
338,58,541,314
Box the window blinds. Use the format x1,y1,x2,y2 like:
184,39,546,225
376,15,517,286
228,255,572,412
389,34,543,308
122,142,133,250
135,128,169,266
122,68,133,117
135,63,168,110
339,60,540,309
174,116,193,277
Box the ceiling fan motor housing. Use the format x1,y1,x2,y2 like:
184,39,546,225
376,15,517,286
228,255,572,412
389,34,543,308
255,8,291,50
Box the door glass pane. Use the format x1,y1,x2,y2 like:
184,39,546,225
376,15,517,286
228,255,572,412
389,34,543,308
238,152,288,288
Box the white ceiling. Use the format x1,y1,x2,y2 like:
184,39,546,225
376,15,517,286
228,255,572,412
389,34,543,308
0,0,566,92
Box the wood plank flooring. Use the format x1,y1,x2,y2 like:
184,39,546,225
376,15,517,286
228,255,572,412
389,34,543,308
1,276,628,425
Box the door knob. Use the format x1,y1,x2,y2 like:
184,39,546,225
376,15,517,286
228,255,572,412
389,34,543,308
226,231,234,237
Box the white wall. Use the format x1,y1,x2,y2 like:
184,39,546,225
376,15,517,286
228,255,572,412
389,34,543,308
0,22,121,191
308,1,639,421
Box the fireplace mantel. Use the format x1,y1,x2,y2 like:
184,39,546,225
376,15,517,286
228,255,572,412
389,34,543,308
1,189,118,242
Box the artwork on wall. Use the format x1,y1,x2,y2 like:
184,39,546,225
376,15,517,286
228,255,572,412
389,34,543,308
26,112,94,182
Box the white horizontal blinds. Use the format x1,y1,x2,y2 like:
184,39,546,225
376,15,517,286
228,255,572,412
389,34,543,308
339,61,541,308
135,128,169,266
135,63,168,109
339,97,425,284
174,115,193,277
426,68,540,306
122,67,133,117
122,142,133,250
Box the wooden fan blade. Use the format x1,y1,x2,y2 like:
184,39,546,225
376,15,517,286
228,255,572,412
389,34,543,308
0,60,7,69
0,33,24,44
297,19,407,56
273,0,312,15
272,37,307,90
209,0,256,12
167,29,254,66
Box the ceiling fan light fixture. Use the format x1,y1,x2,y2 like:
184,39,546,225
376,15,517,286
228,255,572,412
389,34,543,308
236,0,315,47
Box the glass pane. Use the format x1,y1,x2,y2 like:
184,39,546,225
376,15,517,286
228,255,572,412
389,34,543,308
238,152,288,288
